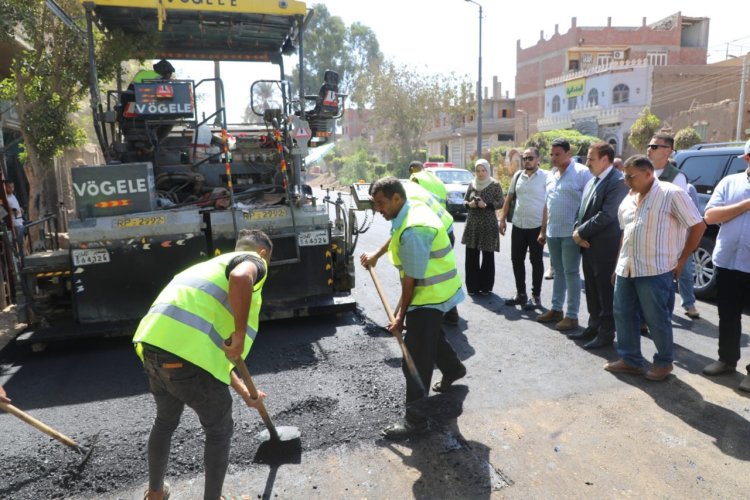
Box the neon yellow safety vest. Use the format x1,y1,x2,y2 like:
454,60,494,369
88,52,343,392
403,182,454,233
410,170,447,208
388,202,462,307
133,252,267,384
133,70,162,83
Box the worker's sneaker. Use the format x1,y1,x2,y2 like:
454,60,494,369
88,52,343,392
536,309,563,323
544,268,555,280
702,360,736,376
685,306,701,319
645,363,673,381
555,317,579,331
382,419,429,440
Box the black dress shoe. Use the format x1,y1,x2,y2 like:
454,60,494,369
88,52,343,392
382,420,429,440
568,326,598,340
583,334,614,350
504,294,528,306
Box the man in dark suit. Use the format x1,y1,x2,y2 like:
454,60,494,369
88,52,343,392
569,142,629,349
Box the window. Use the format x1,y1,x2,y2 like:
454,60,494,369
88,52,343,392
727,156,748,176
679,155,727,194
647,51,668,66
551,95,561,113
597,53,612,66
588,88,598,106
568,96,577,111
693,122,708,140
569,60,580,71
612,84,629,104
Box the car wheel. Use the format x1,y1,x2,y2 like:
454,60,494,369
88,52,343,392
693,236,716,299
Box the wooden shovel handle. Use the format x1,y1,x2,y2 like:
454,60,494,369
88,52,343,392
0,401,82,452
224,339,279,440
232,359,278,439
367,266,427,397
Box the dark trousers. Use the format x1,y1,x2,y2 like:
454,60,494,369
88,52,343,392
465,247,495,293
403,308,463,423
143,346,233,500
716,267,750,371
510,226,544,297
581,249,617,335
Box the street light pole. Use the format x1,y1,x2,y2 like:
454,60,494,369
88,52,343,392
465,0,482,160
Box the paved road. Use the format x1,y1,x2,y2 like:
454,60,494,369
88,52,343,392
1,189,749,498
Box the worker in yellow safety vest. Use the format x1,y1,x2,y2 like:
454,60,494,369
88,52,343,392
409,161,448,209
367,177,466,440
361,177,460,325
133,59,175,84
134,229,272,500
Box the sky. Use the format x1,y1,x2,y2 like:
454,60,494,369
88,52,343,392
172,0,750,123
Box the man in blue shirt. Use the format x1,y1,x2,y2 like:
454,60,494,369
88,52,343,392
701,139,750,392
367,177,466,439
537,139,592,331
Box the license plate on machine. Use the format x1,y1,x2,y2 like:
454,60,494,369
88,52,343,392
72,248,111,266
297,230,329,247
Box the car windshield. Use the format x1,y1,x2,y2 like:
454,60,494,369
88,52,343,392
434,169,473,185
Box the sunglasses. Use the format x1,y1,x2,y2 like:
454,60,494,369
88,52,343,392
522,156,536,161
647,144,670,150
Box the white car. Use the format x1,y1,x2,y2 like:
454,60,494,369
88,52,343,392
426,167,474,217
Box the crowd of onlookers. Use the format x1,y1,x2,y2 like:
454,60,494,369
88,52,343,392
401,134,750,391
456,134,750,389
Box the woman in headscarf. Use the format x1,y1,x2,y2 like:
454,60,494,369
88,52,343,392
462,159,504,295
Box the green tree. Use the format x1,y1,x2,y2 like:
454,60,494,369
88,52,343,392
674,126,702,151
0,0,140,221
525,129,601,166
628,107,662,151
293,4,381,105
360,60,472,167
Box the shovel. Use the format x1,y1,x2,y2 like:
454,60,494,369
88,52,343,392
225,339,300,443
367,266,427,397
0,401,97,467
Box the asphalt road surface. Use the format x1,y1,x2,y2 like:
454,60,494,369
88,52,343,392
1,190,749,499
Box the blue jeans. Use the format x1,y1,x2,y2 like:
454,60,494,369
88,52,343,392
614,272,676,368
143,345,233,500
547,236,581,318
678,253,696,309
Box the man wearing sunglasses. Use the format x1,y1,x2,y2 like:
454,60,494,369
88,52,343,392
647,133,700,320
646,134,687,190
499,148,548,310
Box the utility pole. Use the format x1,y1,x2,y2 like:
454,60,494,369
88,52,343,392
464,0,483,160
736,53,748,142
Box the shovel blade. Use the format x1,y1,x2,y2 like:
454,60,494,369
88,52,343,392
257,426,301,443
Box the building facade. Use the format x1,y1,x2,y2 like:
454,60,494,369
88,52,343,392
423,76,516,167
516,13,713,152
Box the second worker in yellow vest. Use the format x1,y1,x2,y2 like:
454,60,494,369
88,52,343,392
134,229,272,500
368,177,466,440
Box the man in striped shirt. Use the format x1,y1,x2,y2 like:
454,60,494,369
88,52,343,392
604,155,705,381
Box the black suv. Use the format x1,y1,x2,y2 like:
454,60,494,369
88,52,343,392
673,142,747,298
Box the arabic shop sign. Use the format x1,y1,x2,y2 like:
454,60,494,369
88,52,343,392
565,78,586,99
